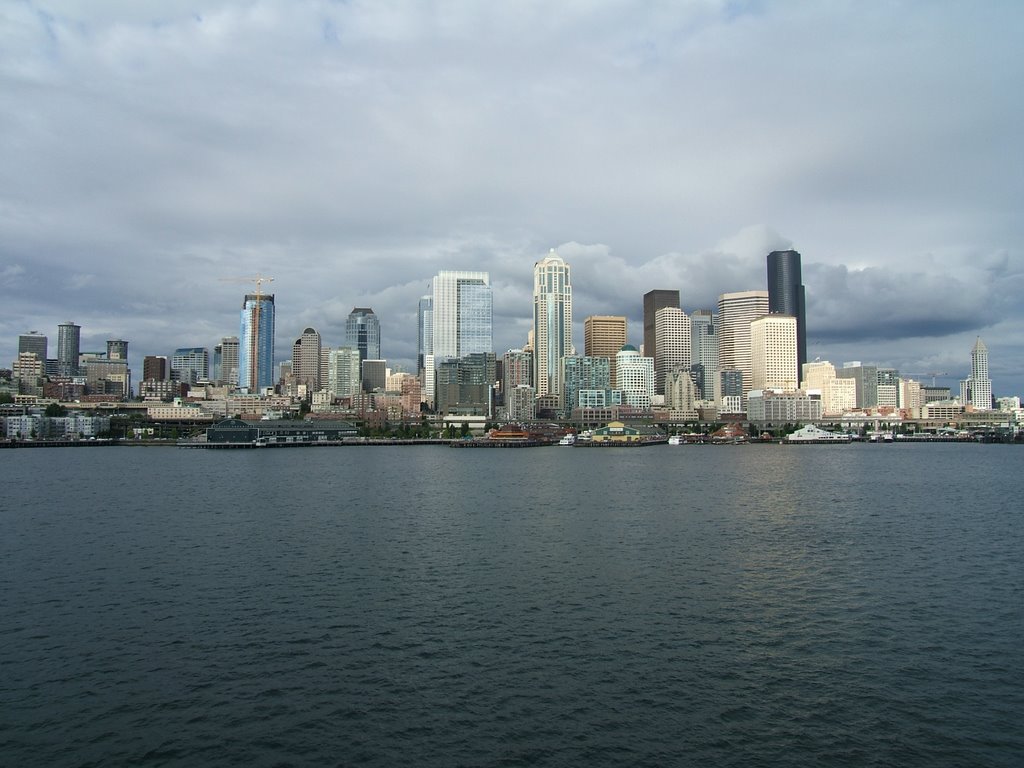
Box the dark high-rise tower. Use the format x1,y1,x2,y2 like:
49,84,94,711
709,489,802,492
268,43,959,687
766,250,807,378
643,289,680,371
345,307,381,362
57,321,81,376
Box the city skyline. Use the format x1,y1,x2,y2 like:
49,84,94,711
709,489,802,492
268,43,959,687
2,3,1022,394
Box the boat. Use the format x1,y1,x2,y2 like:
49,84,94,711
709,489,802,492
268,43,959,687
557,434,577,446
785,424,853,443
668,435,683,446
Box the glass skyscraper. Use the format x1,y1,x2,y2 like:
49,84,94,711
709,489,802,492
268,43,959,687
430,271,492,362
345,308,381,362
239,293,275,392
767,250,807,377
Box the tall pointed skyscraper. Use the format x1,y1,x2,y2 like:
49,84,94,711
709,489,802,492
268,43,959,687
533,249,573,400
767,250,807,377
239,293,275,392
961,337,993,409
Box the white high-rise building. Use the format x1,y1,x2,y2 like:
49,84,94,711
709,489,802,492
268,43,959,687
615,345,654,408
431,271,492,363
717,290,768,397
327,347,361,399
961,337,993,410
750,315,798,391
654,306,690,395
532,250,573,401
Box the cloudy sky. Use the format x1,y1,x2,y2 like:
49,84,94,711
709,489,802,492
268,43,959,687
2,0,1023,395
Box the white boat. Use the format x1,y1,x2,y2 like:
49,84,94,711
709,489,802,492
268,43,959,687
785,425,852,443
558,434,576,446
668,435,683,445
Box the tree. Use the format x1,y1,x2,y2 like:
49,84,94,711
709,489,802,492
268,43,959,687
45,402,68,417
460,421,470,438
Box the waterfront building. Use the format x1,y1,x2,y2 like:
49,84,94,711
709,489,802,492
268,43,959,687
767,250,808,376
239,293,275,392
961,337,993,410
802,360,857,416
560,356,611,417
643,289,680,363
506,384,537,422
345,308,381,363
327,347,361,400
654,307,690,395
836,363,878,409
747,389,822,426
18,332,48,363
435,352,496,417
292,327,322,392
584,315,627,388
615,345,654,409
751,315,798,391
690,310,717,400
57,321,81,376
533,250,573,404
717,290,768,398
170,348,209,385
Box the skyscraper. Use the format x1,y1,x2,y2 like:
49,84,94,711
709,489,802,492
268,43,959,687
170,348,209,384
767,250,807,376
106,339,128,361
615,345,655,409
717,290,768,398
690,310,717,400
57,321,81,376
750,315,798,391
417,294,433,375
533,250,573,400
345,308,381,362
18,332,47,363
292,327,322,392
643,289,680,361
653,306,690,395
584,315,627,388
327,347,361,399
239,293,275,392
430,271,492,362
143,355,167,381
962,337,993,409
220,336,239,387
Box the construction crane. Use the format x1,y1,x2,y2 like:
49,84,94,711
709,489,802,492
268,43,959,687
219,275,275,391
906,372,948,386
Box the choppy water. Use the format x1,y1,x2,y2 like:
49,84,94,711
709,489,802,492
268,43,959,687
1,443,1021,767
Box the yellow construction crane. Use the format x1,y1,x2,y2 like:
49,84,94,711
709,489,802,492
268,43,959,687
906,372,948,386
219,273,275,301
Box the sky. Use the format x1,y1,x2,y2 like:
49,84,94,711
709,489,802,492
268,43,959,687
2,0,1023,396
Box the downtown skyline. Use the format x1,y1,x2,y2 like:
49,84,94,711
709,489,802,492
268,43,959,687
2,2,1022,394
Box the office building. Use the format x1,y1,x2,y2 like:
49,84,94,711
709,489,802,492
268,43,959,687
717,290,768,398
239,293,275,392
170,348,209,384
533,250,573,402
219,337,239,387
877,368,900,408
560,356,611,417
836,363,878,409
747,389,822,425
654,307,690,395
584,315,627,388
18,332,48,363
643,289,680,368
435,352,496,416
345,308,381,362
143,355,167,382
750,315,798,391
767,249,807,376
292,327,322,392
690,310,717,400
417,294,433,374
802,360,856,416
106,339,128,361
431,271,492,363
961,337,993,410
615,345,654,409
665,367,699,421
327,347,361,399
57,321,81,376
361,359,387,392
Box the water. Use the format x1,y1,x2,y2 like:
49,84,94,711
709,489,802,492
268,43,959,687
1,444,1021,767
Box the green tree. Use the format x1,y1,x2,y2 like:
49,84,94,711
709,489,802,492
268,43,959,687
460,421,470,438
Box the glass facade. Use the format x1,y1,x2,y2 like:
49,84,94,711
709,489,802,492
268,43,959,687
239,294,275,392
